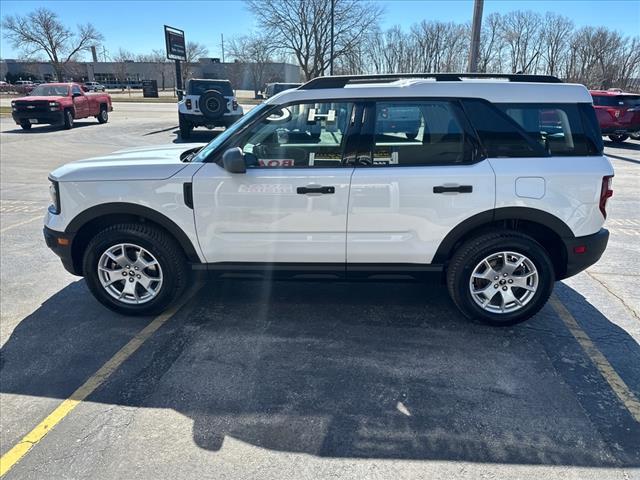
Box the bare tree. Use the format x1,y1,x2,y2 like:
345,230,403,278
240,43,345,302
540,13,573,76
113,48,134,89
137,50,172,90
228,33,276,96
246,0,382,80
182,41,208,84
2,7,102,81
477,13,504,73
500,11,544,73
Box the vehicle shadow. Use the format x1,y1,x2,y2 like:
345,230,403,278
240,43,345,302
1,278,639,467
603,139,640,151
172,129,223,144
2,122,100,134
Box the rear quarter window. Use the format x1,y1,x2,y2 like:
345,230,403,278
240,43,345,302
496,103,593,156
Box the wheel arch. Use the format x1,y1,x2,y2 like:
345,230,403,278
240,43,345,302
66,203,201,275
433,207,574,280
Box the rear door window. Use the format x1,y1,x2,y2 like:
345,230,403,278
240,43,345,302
369,101,471,166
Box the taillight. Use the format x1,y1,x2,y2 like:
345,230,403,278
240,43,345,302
599,175,614,218
232,99,238,110
185,99,192,109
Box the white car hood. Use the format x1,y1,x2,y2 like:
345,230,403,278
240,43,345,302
50,143,205,182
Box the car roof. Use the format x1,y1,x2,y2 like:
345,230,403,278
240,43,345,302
189,78,230,83
590,90,639,96
267,79,593,104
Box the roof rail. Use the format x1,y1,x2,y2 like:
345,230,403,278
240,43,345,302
300,73,563,89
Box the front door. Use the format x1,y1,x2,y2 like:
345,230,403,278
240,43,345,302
192,100,358,264
347,100,495,265
71,85,88,117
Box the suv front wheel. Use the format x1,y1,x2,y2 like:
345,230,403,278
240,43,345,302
446,231,555,326
83,223,188,315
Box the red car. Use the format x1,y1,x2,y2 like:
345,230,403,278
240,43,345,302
590,89,640,142
11,82,112,131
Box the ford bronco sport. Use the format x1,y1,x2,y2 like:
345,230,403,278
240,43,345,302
44,73,613,325
178,78,243,139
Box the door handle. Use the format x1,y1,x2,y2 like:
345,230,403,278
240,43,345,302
433,185,473,194
297,185,335,195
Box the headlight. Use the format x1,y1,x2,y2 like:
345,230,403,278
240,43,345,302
48,180,60,214
49,101,60,111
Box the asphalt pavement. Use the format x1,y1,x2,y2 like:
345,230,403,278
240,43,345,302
0,103,639,480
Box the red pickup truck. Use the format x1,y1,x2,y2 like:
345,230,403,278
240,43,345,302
11,82,112,130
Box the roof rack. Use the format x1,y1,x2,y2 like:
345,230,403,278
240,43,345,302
299,73,563,90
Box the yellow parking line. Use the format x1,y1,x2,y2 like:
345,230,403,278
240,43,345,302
0,216,42,234
549,294,640,423
0,289,199,477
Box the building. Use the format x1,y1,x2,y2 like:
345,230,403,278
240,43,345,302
0,58,302,91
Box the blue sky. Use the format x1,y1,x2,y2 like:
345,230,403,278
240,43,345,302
1,0,639,61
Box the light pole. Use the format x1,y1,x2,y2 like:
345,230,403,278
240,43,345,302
468,0,484,72
329,0,335,76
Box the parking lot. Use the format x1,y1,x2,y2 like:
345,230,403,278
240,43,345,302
0,103,639,479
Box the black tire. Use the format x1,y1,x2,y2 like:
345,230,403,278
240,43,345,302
199,89,226,119
608,134,629,143
19,121,32,130
406,132,418,140
63,109,74,129
97,105,108,124
446,231,555,326
179,114,192,139
630,132,640,140
82,223,189,316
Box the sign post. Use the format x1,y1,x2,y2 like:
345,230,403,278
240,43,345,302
164,25,187,99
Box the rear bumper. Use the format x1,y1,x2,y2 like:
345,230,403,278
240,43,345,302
181,112,242,127
12,110,64,125
43,226,79,276
600,125,640,134
560,228,609,279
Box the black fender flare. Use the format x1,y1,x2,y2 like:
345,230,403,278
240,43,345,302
432,207,574,264
65,202,201,263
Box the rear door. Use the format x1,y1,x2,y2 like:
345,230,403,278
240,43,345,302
346,100,495,265
192,100,360,264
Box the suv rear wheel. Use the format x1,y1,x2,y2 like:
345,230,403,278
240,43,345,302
83,223,188,316
446,231,555,326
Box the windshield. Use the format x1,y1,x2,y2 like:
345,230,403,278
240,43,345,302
192,103,271,162
29,85,69,97
593,95,640,107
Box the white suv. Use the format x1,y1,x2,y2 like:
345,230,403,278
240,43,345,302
44,74,613,325
178,79,243,138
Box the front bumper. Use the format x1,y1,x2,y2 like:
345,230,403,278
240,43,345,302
12,110,64,125
560,228,609,279
43,226,79,276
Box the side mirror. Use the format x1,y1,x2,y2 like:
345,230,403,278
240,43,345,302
222,147,246,174
72,92,82,97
